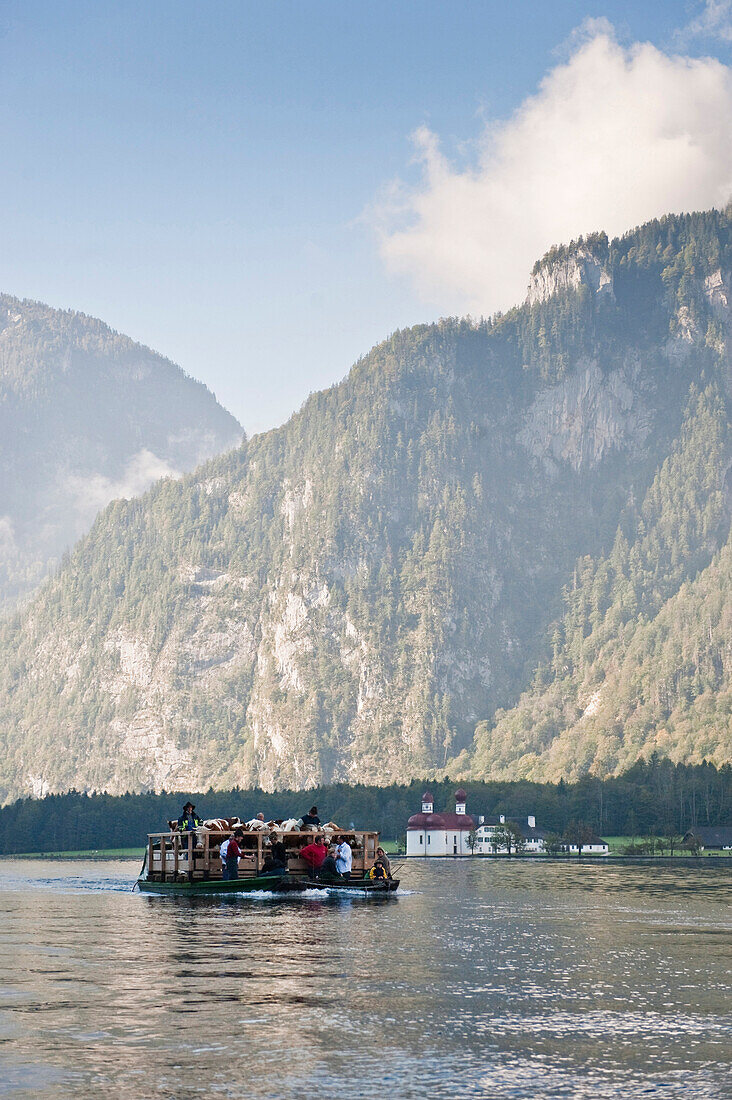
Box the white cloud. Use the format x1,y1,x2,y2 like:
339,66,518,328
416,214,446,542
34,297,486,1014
64,449,180,530
684,1,732,44
376,27,732,317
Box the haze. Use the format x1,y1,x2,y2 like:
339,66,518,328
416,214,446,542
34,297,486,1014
1,0,731,434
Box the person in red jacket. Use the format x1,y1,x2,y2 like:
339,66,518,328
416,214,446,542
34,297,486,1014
222,829,245,880
299,836,327,879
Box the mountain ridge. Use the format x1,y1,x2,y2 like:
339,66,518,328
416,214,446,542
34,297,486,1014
0,208,730,802
0,292,244,611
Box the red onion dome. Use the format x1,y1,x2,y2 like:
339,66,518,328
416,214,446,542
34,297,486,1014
455,788,468,802
407,811,446,830
439,812,475,830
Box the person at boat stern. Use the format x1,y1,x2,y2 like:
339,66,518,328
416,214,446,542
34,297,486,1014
375,847,392,878
335,836,352,881
300,836,327,879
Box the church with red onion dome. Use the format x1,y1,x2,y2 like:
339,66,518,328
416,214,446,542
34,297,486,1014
406,789,476,856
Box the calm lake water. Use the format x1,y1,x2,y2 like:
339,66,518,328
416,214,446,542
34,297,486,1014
0,858,729,1099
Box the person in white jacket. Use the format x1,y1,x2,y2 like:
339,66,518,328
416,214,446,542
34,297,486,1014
335,837,352,881
219,836,230,878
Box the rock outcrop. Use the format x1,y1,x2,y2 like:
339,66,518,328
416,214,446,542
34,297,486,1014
1,210,730,801
527,244,613,306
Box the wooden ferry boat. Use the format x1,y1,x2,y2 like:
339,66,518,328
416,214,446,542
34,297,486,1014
136,826,399,896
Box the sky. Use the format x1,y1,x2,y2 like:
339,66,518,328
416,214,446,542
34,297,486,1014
1,1,732,435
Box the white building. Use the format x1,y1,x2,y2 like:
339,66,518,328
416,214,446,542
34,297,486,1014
475,816,608,855
406,793,608,856
563,836,609,855
474,815,547,854
406,789,475,856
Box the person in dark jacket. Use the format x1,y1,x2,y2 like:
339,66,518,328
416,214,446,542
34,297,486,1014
261,833,288,876
261,852,286,875
300,805,321,828
320,846,342,880
269,836,288,866
177,802,202,836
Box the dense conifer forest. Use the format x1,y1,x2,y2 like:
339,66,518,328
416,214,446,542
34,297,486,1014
0,209,731,799
0,759,729,853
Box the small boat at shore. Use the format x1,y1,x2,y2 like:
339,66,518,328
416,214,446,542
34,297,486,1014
136,826,399,896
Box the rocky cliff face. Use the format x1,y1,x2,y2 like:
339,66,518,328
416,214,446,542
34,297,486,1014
526,244,614,306
0,210,730,801
518,356,652,473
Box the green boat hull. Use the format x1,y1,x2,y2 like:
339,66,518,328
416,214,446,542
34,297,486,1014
137,874,399,896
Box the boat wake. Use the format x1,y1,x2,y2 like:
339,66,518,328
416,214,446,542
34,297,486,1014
224,886,392,900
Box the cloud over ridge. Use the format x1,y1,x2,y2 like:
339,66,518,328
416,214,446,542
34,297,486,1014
377,26,732,317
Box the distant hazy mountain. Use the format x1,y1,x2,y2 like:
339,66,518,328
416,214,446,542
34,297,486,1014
0,295,243,609
0,210,730,802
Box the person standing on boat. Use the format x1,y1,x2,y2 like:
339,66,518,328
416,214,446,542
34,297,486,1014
300,836,327,879
300,805,321,829
177,802,202,837
335,836,352,881
221,830,244,880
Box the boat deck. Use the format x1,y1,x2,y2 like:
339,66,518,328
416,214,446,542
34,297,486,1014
143,827,384,887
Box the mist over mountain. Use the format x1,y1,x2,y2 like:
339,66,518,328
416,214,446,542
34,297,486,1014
0,209,730,802
0,295,243,610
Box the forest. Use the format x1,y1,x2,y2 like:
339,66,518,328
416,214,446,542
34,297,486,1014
0,757,728,854
0,209,731,799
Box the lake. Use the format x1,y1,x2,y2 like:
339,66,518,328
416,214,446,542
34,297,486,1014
0,858,730,1098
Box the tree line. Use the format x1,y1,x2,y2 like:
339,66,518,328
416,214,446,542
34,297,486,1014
0,757,729,854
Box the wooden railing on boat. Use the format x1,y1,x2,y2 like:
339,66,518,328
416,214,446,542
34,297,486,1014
146,829,380,884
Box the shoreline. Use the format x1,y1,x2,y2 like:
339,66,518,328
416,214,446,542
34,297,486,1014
1,850,730,865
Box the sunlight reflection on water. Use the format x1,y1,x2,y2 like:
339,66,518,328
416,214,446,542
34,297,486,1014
0,858,729,1099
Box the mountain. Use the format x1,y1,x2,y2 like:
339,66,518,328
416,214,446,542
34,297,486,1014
0,294,243,610
0,210,730,802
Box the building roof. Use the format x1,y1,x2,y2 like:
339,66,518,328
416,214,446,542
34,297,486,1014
477,819,545,839
439,813,475,830
421,791,434,802
407,812,445,830
407,811,475,831
566,834,607,846
683,825,732,847
455,788,467,802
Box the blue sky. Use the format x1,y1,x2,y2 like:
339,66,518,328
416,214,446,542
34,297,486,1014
1,1,730,433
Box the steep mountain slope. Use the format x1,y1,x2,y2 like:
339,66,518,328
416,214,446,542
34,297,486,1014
0,295,243,609
473,383,731,779
0,210,730,801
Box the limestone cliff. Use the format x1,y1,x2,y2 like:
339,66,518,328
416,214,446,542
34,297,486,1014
0,209,730,801
527,241,614,307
